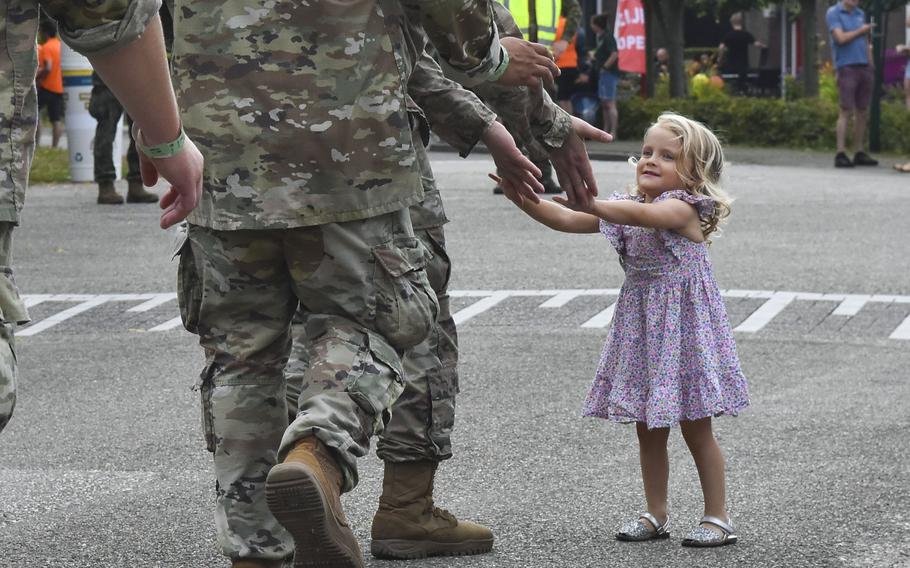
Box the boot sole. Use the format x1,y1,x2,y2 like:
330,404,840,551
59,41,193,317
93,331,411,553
370,537,494,559
266,463,363,568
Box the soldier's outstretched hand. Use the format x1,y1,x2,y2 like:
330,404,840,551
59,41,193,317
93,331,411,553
482,121,544,205
548,117,612,211
138,136,204,229
498,37,560,89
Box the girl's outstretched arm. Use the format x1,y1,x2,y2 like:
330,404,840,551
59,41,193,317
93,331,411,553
517,195,600,233
554,195,697,232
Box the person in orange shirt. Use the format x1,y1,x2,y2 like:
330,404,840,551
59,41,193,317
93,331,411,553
553,14,581,113
35,20,64,148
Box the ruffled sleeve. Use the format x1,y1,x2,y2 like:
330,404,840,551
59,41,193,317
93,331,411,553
655,189,715,220
653,190,714,259
599,193,639,254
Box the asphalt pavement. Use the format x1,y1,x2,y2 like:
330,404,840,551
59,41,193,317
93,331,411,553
1,153,909,568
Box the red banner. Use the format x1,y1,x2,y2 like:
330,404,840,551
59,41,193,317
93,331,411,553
614,0,646,74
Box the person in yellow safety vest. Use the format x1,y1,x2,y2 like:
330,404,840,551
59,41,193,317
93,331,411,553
500,0,581,48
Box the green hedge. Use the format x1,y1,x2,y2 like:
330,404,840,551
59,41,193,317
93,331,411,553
617,96,910,155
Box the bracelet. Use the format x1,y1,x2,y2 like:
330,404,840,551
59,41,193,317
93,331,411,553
134,125,186,159
489,45,510,82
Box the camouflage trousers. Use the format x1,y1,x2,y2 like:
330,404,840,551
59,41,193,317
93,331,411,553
177,209,438,561
286,220,458,463
0,222,27,435
88,83,140,184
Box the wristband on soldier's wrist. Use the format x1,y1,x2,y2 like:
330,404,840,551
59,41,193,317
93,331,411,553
134,124,186,159
489,46,510,82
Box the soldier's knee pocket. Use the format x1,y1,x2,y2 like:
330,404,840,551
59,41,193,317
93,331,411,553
175,227,203,334
313,327,406,435
420,227,452,295
0,322,18,434
371,237,438,351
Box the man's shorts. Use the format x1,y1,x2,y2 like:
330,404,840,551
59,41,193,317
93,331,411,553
598,71,619,102
836,64,873,111
37,88,64,122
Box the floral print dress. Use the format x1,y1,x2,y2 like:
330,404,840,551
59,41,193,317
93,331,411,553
582,190,750,428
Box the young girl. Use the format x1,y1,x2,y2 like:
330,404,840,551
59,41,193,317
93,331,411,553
507,113,749,547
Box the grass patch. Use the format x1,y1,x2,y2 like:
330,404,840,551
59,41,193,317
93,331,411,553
29,146,71,184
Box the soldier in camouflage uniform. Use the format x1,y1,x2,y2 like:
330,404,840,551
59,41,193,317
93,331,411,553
167,1,571,567
89,73,158,205
283,8,608,562
0,1,200,436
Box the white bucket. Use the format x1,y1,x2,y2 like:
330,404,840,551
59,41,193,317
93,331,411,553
61,43,123,182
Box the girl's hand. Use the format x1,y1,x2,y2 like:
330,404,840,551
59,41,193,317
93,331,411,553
483,121,544,203
488,173,525,207
552,194,592,213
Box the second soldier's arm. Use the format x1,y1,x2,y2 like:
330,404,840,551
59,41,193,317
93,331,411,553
406,28,546,199
398,0,558,88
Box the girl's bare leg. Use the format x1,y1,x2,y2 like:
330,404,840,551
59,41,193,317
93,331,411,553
636,422,670,530
680,417,728,532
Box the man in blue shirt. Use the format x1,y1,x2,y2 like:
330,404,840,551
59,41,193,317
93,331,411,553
826,0,877,168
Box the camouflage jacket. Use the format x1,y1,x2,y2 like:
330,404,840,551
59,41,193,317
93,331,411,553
174,0,506,231
0,0,159,226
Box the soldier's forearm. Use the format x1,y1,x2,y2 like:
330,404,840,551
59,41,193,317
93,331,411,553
87,15,181,146
401,0,505,86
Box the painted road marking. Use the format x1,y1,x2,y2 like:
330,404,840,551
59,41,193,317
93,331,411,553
581,303,617,328
17,289,910,340
733,292,798,333
18,295,113,337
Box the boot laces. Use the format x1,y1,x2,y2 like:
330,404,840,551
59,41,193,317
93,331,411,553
427,501,456,523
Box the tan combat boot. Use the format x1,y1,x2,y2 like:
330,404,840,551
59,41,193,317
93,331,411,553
265,437,363,568
96,181,123,205
370,461,494,559
126,180,159,203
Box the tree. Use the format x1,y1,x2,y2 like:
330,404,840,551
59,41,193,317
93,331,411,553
799,0,818,97
648,0,687,98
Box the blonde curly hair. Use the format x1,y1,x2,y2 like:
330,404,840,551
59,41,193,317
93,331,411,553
631,113,732,238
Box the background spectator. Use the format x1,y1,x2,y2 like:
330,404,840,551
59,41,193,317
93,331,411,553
718,13,765,77
554,10,581,113
591,13,620,138
827,0,878,169
35,20,63,148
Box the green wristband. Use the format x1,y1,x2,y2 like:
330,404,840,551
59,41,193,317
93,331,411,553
136,126,186,159
489,45,510,82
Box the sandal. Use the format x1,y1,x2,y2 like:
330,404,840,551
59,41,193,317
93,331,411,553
893,162,910,173
615,512,671,541
681,515,738,547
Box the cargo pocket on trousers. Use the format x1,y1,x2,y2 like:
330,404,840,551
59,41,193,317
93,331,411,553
195,364,216,453
175,228,202,335
371,237,439,351
344,330,406,435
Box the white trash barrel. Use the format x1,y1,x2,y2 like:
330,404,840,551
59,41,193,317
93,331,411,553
60,43,123,182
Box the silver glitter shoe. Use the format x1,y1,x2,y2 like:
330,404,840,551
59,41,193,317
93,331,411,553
680,515,738,547
615,512,671,541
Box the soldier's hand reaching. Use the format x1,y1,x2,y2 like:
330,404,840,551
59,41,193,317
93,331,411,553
548,117,612,211
135,131,205,229
482,121,544,205
498,37,560,89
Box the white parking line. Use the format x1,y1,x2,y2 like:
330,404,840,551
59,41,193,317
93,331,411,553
733,292,798,333
18,295,112,337
147,316,184,332
581,303,616,328
18,289,910,339
832,295,871,316
452,292,512,325
127,293,178,312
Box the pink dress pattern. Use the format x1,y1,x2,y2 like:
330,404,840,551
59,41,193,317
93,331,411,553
582,190,749,428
